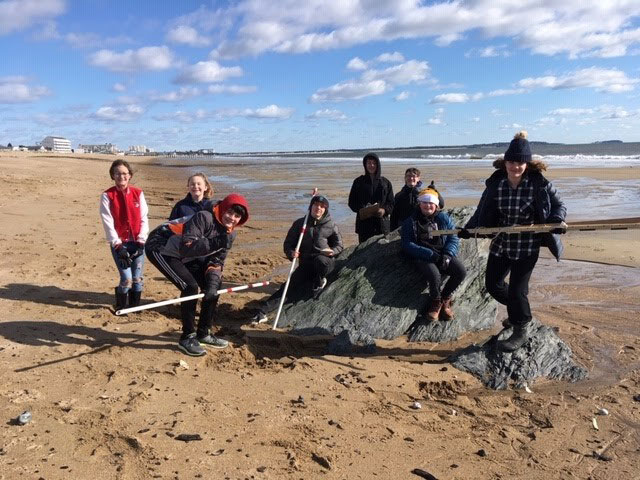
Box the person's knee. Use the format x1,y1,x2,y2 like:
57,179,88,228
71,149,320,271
119,279,132,289
183,283,199,295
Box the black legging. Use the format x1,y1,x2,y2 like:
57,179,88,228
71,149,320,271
259,255,334,314
146,244,219,337
414,256,466,300
485,252,539,327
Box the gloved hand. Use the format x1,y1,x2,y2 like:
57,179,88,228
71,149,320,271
130,242,145,260
549,221,568,235
457,228,471,239
438,254,451,271
203,268,221,302
208,233,230,252
115,245,131,269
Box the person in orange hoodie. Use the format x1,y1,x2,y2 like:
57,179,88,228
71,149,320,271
145,193,249,356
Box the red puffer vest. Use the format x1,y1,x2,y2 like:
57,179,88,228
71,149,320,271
105,186,143,242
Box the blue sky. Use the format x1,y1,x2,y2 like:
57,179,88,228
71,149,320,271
1,0,640,152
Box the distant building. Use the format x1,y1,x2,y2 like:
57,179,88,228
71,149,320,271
41,136,72,153
128,145,147,154
78,143,117,154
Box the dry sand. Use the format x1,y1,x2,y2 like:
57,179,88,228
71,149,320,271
1,152,639,479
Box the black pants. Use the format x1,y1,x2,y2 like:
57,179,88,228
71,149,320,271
485,252,539,327
259,255,334,314
415,256,466,300
146,245,219,338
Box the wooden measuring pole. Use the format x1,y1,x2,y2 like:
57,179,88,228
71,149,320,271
428,217,640,237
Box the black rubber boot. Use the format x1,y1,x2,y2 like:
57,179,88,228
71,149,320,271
115,287,128,311
128,290,141,308
497,324,529,352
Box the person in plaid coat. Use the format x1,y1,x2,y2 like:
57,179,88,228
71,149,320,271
459,131,567,352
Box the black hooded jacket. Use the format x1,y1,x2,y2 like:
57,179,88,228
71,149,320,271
347,152,394,238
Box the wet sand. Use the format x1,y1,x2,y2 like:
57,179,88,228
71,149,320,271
1,152,639,479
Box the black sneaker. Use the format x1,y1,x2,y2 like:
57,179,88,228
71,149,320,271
197,333,229,349
178,333,206,356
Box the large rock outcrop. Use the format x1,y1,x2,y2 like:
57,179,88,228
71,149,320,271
276,207,497,345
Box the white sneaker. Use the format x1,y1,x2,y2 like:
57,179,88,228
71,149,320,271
251,311,269,324
319,277,327,289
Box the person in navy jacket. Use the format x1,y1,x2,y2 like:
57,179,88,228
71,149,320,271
169,173,215,220
401,185,466,321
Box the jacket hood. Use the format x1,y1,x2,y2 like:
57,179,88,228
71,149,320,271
309,194,330,222
362,152,381,178
213,193,249,230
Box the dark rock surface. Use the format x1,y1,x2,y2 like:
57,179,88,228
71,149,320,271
450,318,588,389
277,207,497,345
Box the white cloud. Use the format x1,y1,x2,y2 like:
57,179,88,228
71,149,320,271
174,61,243,84
153,109,209,123
428,118,442,125
0,77,51,103
518,67,638,93
487,88,526,97
112,83,126,92
376,51,404,63
207,84,257,94
89,46,175,72
93,104,144,122
214,104,294,120
394,91,410,101
305,109,347,121
312,57,429,102
201,2,640,60
466,45,511,58
548,108,594,115
166,25,210,47
150,87,202,102
310,80,388,102
362,60,429,86
247,104,294,119
501,123,524,130
346,57,368,71
430,93,470,104
0,0,65,35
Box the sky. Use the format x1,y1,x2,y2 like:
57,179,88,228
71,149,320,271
2,0,640,152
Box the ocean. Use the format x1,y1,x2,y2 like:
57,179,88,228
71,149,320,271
157,142,640,226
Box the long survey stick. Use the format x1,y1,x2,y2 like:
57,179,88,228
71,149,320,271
427,219,640,237
272,187,318,330
115,281,270,315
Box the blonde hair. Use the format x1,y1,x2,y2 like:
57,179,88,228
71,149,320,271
493,130,547,172
188,173,214,199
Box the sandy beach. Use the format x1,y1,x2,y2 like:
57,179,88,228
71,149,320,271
1,152,639,479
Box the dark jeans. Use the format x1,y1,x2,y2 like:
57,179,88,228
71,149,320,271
146,246,219,338
415,256,466,300
485,252,539,327
259,255,334,314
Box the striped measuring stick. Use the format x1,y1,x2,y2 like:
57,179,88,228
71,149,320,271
115,281,270,315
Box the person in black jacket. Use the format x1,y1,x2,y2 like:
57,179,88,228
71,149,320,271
348,152,394,243
459,131,567,352
390,168,446,231
146,193,249,356
251,194,343,324
169,173,215,220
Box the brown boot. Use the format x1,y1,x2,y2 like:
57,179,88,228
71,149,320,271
440,297,454,321
426,297,442,321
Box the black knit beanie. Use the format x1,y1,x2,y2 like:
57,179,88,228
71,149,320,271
504,133,532,163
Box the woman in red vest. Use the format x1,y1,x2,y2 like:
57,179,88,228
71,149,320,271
100,160,149,311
